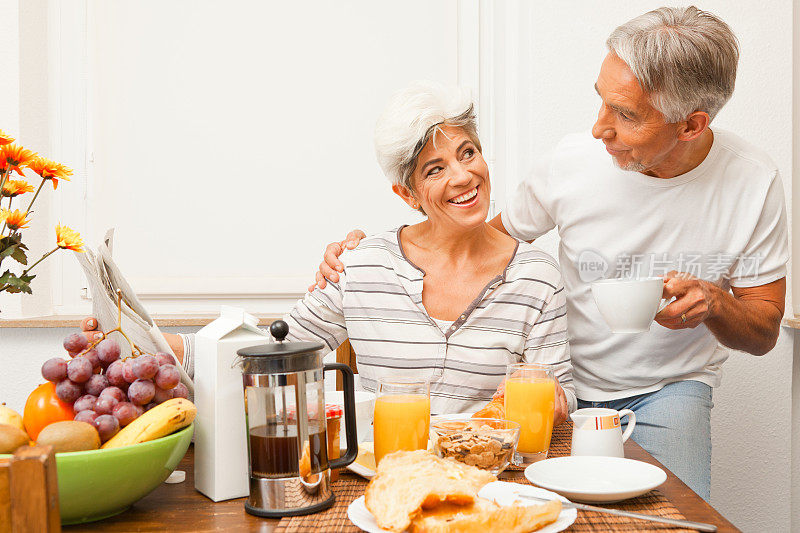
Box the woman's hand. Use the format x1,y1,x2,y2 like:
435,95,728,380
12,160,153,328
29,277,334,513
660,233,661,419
554,381,568,427
308,229,366,292
492,381,506,399
492,379,568,426
77,316,185,364
80,317,104,344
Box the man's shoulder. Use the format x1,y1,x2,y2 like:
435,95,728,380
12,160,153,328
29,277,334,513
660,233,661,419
712,129,779,179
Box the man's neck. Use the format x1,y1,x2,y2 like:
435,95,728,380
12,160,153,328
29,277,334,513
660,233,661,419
644,128,714,179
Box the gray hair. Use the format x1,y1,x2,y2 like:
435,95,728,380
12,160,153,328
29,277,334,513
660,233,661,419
606,6,739,122
374,81,481,193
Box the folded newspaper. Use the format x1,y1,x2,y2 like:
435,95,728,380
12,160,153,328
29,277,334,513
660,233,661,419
75,229,194,394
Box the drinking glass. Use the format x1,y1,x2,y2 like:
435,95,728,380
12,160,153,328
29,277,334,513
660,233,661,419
373,377,430,466
504,362,555,465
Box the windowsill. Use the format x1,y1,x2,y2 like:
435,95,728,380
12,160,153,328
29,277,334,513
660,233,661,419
0,314,281,328
782,317,800,330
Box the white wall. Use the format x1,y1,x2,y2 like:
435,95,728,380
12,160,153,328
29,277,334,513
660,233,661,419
792,3,800,530
76,0,474,316
0,2,795,531
0,0,22,318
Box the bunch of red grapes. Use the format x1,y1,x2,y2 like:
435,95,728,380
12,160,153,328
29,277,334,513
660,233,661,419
40,333,189,442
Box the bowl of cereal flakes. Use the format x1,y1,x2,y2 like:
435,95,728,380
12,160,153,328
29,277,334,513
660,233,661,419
430,417,520,475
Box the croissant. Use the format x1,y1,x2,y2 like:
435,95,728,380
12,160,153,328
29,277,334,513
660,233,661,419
472,397,504,419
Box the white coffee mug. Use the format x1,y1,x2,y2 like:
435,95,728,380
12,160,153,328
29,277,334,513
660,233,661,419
591,277,665,333
570,407,635,458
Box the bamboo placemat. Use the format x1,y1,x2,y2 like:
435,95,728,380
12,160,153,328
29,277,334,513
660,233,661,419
275,422,692,532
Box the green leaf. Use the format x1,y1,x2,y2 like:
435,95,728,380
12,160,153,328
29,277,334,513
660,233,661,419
0,243,28,265
0,235,18,252
0,235,28,265
10,246,27,264
0,270,35,294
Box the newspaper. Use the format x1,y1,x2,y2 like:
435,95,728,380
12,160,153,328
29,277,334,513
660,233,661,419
75,229,194,394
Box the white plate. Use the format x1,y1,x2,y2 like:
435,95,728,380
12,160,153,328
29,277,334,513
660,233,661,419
524,456,667,503
347,481,576,533
347,461,376,480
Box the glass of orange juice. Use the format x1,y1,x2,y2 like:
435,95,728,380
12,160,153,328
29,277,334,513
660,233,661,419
504,362,555,465
373,378,430,466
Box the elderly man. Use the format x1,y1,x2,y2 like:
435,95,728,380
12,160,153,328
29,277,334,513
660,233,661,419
315,6,788,500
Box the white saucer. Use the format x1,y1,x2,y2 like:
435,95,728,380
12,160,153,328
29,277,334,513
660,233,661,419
347,481,576,533
347,461,375,480
524,455,667,503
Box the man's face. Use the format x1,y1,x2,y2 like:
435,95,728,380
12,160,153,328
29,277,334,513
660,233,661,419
591,53,682,174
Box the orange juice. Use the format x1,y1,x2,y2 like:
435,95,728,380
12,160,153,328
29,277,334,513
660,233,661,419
504,378,555,454
373,394,430,465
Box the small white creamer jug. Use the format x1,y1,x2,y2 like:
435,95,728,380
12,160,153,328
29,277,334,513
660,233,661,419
570,407,636,458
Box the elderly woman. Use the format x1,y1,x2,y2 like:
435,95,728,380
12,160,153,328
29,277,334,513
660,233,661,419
84,82,575,420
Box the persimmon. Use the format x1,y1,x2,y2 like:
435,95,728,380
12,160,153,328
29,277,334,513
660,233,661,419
23,382,74,440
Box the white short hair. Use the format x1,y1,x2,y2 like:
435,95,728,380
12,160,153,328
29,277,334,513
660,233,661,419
606,6,739,122
374,81,480,190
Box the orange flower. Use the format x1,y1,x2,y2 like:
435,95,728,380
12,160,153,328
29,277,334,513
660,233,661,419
0,130,14,146
55,224,84,252
1,209,30,230
0,144,37,176
1,179,35,197
27,156,73,189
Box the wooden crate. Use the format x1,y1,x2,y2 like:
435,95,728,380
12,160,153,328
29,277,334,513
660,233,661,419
0,445,60,533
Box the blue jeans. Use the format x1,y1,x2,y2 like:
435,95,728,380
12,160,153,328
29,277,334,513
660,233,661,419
577,380,713,501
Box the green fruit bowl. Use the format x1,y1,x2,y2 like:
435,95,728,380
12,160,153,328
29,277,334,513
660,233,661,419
1,423,194,525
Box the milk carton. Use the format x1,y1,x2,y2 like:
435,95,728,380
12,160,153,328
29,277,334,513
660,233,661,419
194,306,271,501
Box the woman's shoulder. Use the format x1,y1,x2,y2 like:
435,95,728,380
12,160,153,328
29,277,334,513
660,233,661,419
339,227,407,267
506,241,563,288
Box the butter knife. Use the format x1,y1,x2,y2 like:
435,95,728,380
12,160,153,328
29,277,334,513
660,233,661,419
515,493,717,532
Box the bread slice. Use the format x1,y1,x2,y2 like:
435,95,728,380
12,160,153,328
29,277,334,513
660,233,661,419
364,450,496,532
410,497,562,533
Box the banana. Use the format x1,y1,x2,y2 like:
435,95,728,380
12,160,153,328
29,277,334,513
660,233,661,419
101,398,196,449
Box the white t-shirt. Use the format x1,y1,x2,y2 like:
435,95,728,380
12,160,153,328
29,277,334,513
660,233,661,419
501,129,789,401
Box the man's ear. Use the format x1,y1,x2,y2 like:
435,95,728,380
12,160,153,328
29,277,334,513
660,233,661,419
678,111,710,142
392,184,417,209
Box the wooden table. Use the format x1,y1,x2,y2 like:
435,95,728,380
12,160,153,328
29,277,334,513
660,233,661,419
65,443,739,532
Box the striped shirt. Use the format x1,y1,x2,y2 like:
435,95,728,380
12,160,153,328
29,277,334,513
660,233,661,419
285,228,575,415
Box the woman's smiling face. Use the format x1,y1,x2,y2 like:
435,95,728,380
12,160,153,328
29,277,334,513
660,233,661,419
395,125,490,231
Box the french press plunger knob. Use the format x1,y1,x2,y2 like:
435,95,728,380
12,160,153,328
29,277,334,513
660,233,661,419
270,319,289,342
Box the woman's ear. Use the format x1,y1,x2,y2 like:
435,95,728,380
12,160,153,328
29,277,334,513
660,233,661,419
392,184,419,210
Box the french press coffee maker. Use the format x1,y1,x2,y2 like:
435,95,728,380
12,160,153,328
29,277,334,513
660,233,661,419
235,320,358,517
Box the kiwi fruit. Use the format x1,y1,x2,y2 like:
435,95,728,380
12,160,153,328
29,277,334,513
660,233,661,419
0,423,31,454
36,421,101,453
